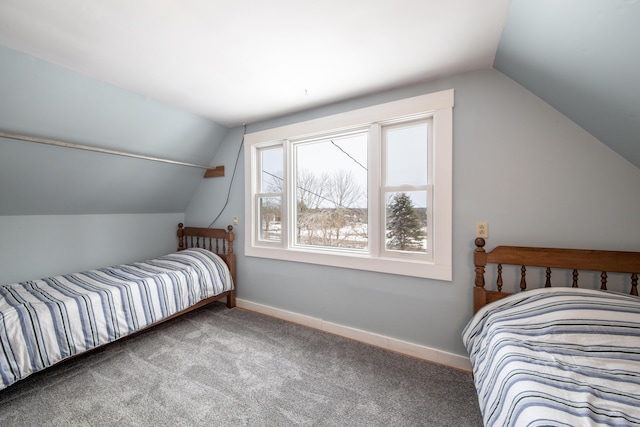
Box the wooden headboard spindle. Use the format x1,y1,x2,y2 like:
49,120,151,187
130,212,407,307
632,273,639,296
520,266,527,292
545,267,552,287
572,270,579,288
601,272,608,290
176,223,235,257
496,264,503,292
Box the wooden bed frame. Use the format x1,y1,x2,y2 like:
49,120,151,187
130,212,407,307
83,223,236,335
26,223,237,375
473,237,640,313
111,223,236,333
176,222,236,309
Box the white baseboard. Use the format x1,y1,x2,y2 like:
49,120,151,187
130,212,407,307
236,298,472,372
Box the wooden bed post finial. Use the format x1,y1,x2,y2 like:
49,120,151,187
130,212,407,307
177,223,185,251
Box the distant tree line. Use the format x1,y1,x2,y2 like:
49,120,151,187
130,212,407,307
261,169,426,251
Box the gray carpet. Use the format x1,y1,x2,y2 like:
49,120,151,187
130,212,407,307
0,302,483,426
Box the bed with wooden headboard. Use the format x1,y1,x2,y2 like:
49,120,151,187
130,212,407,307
463,237,640,426
0,223,236,391
471,237,639,313
177,222,236,309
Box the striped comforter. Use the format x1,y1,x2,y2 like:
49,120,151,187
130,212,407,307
0,248,233,391
462,287,640,427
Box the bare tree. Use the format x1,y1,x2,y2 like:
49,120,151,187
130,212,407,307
328,170,364,244
264,170,283,193
259,197,281,241
297,169,329,210
329,169,364,209
295,169,366,248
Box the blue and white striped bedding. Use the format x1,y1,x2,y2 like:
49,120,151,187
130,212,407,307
0,248,233,391
462,287,640,427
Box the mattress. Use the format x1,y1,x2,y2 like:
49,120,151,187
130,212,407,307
0,248,233,391
462,287,640,426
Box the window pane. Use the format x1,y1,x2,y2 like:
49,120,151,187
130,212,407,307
385,191,427,253
261,147,283,193
385,122,428,186
294,133,368,250
258,196,281,242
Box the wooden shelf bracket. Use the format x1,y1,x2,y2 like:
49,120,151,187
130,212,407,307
204,165,225,178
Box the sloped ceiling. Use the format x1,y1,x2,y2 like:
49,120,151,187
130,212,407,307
494,0,640,169
0,44,229,216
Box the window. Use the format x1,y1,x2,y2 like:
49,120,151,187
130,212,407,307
256,146,283,244
245,89,453,280
293,130,368,252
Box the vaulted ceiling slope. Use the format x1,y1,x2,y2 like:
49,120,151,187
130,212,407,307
494,0,640,169
0,0,640,215
0,44,229,216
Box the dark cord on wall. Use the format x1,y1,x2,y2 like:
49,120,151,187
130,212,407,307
207,124,246,228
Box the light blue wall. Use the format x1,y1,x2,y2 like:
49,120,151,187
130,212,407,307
186,69,640,357
0,44,229,215
0,213,184,285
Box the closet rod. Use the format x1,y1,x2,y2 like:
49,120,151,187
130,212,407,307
0,131,224,178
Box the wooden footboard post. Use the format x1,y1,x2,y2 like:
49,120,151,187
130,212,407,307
227,291,237,308
474,238,488,313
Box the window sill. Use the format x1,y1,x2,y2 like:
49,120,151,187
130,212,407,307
245,245,452,281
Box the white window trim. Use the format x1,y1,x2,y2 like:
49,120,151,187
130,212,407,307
380,117,434,261
244,89,453,281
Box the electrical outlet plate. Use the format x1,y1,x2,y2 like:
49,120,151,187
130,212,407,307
476,222,488,238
